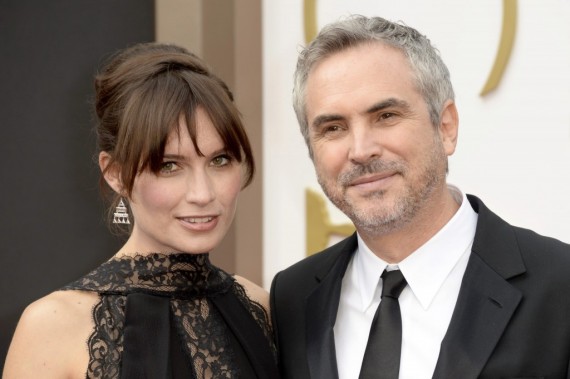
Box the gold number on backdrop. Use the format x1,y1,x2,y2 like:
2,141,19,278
303,0,518,97
306,189,355,255
304,0,318,45
480,0,517,96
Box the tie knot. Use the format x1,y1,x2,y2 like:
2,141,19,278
380,269,407,299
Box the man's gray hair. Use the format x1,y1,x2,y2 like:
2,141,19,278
292,15,455,157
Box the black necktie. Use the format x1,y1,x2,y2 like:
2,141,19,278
359,269,408,379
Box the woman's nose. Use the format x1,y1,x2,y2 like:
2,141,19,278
185,169,216,205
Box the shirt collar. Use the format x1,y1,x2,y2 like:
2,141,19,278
355,185,478,310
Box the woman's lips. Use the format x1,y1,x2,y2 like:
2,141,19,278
177,215,219,231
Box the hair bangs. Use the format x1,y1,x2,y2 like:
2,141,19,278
116,72,197,195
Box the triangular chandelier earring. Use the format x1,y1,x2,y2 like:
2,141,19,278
113,198,131,224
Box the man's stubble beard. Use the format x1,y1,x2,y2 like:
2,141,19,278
316,139,447,237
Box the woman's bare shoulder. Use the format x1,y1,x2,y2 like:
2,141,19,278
3,290,98,379
21,290,99,332
233,275,270,314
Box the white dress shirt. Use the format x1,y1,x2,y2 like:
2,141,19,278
333,186,478,379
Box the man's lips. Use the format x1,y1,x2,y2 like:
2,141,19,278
348,172,396,187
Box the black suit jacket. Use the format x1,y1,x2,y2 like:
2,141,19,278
270,195,570,378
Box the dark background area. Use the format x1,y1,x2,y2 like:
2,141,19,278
0,0,154,370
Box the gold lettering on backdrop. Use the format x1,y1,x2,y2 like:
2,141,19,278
480,0,517,96
306,188,355,256
302,0,518,96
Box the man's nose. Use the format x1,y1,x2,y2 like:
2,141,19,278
348,125,383,164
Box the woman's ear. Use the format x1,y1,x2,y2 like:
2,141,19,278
99,152,124,195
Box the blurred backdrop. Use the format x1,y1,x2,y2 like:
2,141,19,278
0,0,153,369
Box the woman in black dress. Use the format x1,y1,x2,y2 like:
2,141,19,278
4,43,278,379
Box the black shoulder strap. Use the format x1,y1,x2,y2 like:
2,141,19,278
211,289,280,379
121,293,192,379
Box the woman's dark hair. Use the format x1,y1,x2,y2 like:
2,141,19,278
95,42,254,230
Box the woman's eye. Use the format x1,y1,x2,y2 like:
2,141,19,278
211,154,231,167
160,161,178,173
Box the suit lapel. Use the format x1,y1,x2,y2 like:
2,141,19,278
432,254,522,378
305,234,357,379
433,195,526,378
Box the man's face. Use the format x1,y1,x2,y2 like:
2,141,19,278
305,42,456,236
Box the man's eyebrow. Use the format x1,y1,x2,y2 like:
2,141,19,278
310,98,412,129
365,98,411,114
311,114,345,130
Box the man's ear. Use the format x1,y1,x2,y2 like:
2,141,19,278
438,99,459,156
99,151,124,195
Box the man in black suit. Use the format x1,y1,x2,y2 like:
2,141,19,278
270,15,570,379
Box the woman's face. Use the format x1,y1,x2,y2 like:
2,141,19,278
125,107,243,255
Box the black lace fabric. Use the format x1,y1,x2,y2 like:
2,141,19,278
61,253,275,379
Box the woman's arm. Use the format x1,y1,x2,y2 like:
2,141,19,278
3,291,96,379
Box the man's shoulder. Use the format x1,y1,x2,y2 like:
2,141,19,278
469,193,570,270
277,233,356,277
511,224,570,262
270,234,357,298
469,193,570,251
